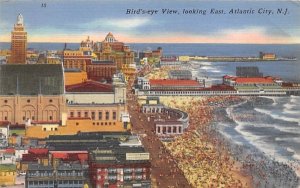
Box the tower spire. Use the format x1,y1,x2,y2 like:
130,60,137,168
17,13,24,25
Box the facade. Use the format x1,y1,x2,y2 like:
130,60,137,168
25,74,130,139
160,56,181,67
259,52,276,60
94,33,136,81
64,68,88,86
155,121,183,138
86,61,117,82
25,163,87,188
0,164,16,186
0,64,66,125
10,14,27,64
63,50,92,72
141,97,189,139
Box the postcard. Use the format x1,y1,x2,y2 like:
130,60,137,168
0,0,299,187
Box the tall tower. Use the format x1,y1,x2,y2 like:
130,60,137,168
10,14,27,64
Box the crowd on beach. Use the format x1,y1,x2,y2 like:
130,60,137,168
161,96,251,187
160,95,300,188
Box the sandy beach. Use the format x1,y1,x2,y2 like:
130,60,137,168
142,67,253,187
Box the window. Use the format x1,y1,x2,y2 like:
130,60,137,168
70,112,74,117
84,111,88,118
78,112,81,117
112,112,116,120
4,100,7,103
98,112,102,120
43,128,46,131
4,116,7,121
49,116,52,120
49,99,53,103
27,99,30,103
91,112,95,120
105,111,109,120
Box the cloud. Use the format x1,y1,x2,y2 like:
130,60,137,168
83,17,151,30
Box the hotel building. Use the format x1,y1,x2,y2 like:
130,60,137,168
0,64,66,125
94,33,136,81
45,132,151,188
10,14,27,64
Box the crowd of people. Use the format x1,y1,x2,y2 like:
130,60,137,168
161,96,252,187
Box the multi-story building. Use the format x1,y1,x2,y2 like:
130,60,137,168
25,74,131,139
25,162,87,188
46,132,151,187
63,50,92,72
86,61,117,83
0,164,16,186
94,33,136,81
89,147,151,188
10,14,27,64
0,64,66,125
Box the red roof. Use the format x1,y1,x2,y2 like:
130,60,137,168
52,153,68,159
234,77,274,84
28,148,49,155
5,148,15,154
150,79,200,87
65,80,113,92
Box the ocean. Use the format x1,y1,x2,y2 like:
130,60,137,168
1,42,300,184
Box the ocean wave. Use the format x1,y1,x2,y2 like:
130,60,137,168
254,108,300,125
275,137,300,144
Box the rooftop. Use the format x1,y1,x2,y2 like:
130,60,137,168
0,164,16,171
89,146,150,165
65,80,113,92
234,77,275,84
28,163,53,171
0,64,64,95
150,79,201,87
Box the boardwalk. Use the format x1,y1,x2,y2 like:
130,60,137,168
127,92,191,188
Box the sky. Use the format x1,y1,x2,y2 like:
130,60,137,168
0,0,299,43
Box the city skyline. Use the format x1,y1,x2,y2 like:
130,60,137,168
0,0,299,44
